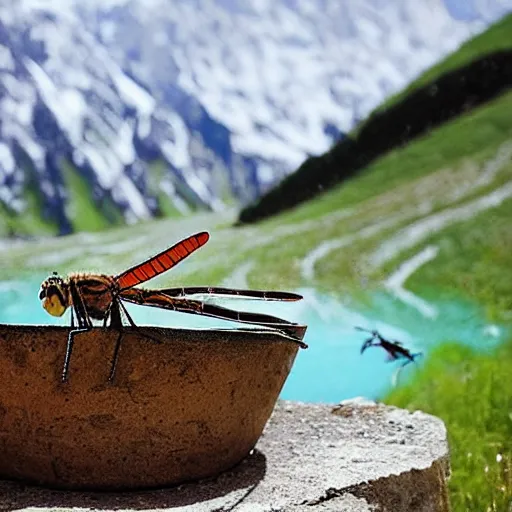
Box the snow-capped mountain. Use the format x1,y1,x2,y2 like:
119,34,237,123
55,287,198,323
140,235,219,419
0,0,511,235
0,1,235,235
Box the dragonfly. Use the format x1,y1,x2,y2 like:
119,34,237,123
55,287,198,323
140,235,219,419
356,326,422,369
39,231,307,383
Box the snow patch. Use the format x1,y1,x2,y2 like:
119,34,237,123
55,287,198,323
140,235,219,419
109,63,156,116
0,143,16,174
0,45,15,71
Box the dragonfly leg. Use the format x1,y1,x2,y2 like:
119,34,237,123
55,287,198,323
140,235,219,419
108,300,166,383
107,300,124,383
412,352,423,361
63,307,91,383
108,330,124,383
103,300,113,328
119,300,164,345
360,338,377,354
62,326,91,383
61,281,93,383
400,353,422,369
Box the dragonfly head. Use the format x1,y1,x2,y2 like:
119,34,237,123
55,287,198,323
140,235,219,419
39,272,69,317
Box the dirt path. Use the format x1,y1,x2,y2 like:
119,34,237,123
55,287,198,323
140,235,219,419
384,245,440,318
300,217,400,281
299,141,512,281
368,181,512,269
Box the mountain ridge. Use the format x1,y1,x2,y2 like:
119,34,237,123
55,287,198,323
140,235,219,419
0,0,510,236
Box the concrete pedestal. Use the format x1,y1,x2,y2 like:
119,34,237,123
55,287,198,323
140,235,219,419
0,399,451,512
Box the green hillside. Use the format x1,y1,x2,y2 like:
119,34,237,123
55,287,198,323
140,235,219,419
237,14,512,226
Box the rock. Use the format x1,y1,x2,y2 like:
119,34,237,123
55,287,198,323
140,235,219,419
0,400,450,511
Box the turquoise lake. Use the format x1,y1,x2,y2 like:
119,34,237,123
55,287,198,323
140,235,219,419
0,276,507,403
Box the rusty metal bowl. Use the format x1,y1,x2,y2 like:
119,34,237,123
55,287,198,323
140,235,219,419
0,323,307,490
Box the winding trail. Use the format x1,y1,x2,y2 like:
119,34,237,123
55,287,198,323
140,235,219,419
300,215,409,281
174,208,356,279
297,141,512,281
450,141,512,201
292,142,512,322
384,245,440,318
368,181,512,269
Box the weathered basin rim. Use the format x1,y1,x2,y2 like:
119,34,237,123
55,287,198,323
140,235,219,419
0,323,308,346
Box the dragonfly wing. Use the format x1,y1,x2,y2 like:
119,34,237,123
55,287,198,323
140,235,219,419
158,286,303,301
115,232,209,291
197,301,305,338
120,289,307,346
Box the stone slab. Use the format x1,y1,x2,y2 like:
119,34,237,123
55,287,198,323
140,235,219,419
0,398,450,511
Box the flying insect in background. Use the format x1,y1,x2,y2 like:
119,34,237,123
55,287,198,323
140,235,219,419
356,326,423,384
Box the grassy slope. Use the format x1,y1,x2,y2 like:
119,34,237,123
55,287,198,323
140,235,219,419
233,92,512,300
61,161,124,233
147,159,185,218
0,187,58,237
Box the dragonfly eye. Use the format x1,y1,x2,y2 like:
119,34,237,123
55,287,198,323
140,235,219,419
39,289,46,300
